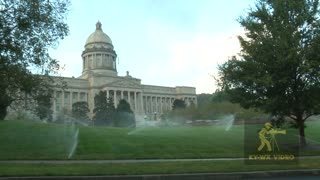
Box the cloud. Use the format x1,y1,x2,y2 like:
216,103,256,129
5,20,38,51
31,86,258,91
164,28,244,93
137,20,245,94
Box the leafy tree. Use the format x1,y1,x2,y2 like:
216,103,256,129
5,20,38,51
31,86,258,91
0,0,70,120
211,91,230,103
72,101,90,121
172,99,186,110
218,0,320,146
93,91,115,126
197,93,213,108
35,91,53,121
115,99,135,127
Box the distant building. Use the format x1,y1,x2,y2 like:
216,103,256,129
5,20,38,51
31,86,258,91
52,22,197,120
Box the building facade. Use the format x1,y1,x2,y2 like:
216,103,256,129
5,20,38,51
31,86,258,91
52,22,197,120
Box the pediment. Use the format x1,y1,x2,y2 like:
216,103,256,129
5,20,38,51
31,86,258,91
106,79,141,89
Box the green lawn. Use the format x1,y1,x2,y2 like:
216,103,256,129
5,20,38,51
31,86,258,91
0,120,319,176
0,120,319,160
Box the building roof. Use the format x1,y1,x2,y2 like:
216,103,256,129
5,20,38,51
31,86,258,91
85,21,112,47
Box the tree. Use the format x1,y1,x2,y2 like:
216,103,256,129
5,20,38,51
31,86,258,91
211,91,230,103
0,0,70,120
172,99,186,110
115,99,135,127
93,91,115,126
72,101,90,121
35,91,53,121
197,93,213,108
218,0,320,146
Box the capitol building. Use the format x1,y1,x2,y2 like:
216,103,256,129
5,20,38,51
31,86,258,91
52,22,197,120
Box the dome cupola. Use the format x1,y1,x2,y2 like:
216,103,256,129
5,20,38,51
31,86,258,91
85,21,113,49
81,21,117,78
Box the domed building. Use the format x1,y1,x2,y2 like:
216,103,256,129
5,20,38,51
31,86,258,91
52,22,197,121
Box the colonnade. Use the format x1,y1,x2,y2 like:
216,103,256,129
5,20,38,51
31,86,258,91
53,89,197,119
103,88,144,113
142,95,197,116
143,96,175,115
53,90,88,112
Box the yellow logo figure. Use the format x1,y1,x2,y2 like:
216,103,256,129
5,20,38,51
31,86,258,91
258,122,286,152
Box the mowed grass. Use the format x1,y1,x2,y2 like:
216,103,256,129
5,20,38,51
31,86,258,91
0,120,319,160
75,125,244,159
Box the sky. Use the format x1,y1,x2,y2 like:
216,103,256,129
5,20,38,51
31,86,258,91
49,0,255,94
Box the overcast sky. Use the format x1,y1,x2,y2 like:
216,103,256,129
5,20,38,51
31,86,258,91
49,0,255,94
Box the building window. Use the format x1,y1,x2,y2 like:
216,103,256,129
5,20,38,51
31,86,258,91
56,91,61,99
80,92,86,101
72,92,77,100
64,92,69,99
56,105,60,111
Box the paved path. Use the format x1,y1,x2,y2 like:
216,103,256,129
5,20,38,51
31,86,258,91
0,169,320,180
0,156,319,164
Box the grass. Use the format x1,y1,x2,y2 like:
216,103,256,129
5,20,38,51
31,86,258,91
0,119,319,176
75,125,245,159
0,158,320,176
0,120,245,160
0,120,319,160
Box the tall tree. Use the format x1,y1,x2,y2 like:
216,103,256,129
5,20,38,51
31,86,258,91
35,91,53,121
218,0,320,146
72,101,90,121
197,93,213,108
93,91,115,126
115,99,135,127
0,0,70,120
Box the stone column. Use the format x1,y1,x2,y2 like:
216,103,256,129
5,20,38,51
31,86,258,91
155,96,158,113
61,91,65,110
53,91,56,112
134,91,137,112
140,92,144,114
151,96,153,113
154,96,156,113
160,97,163,113
106,90,109,99
128,91,131,105
149,96,152,113
145,96,150,112
113,90,117,108
69,91,72,110
121,90,124,100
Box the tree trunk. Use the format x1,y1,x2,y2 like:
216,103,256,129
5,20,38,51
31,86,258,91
0,105,8,120
297,115,307,147
0,93,12,120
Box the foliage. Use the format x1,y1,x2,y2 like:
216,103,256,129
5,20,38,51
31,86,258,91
116,99,133,113
218,0,320,146
93,91,115,126
34,91,53,121
197,93,213,108
211,91,230,103
115,99,135,127
72,101,90,121
0,0,70,120
172,99,186,110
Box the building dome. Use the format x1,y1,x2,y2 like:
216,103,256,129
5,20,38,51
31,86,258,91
81,21,118,78
85,21,113,48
